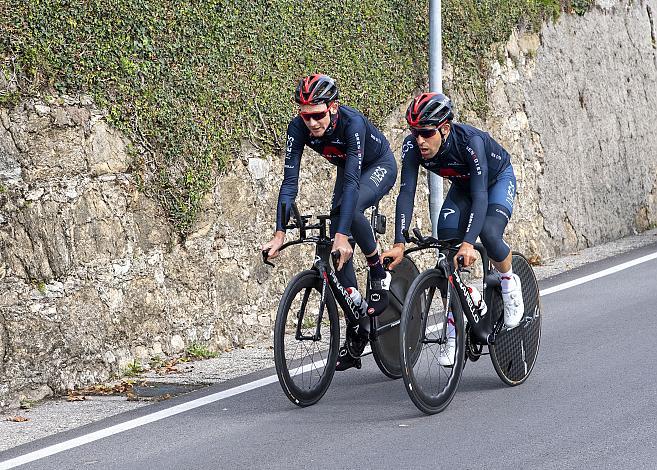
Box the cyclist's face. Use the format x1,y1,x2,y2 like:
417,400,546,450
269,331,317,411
299,103,335,137
413,122,449,159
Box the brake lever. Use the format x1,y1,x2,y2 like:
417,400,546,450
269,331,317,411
262,250,274,267
456,255,471,273
412,227,426,243
331,251,341,271
402,229,420,246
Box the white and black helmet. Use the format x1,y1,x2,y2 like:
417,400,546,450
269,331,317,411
406,92,453,127
294,74,339,105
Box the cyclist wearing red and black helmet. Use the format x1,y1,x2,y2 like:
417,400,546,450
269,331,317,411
382,92,524,364
262,74,397,371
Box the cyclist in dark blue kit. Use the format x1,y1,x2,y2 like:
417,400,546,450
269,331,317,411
262,74,397,371
382,92,524,366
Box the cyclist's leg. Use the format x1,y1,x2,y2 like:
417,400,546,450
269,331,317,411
436,183,471,264
330,170,366,371
437,184,471,301
435,184,471,365
351,155,397,316
480,164,515,267
480,165,523,326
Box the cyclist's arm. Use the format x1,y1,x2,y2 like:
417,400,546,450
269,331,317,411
462,135,489,245
394,137,420,244
334,117,366,235
276,120,306,232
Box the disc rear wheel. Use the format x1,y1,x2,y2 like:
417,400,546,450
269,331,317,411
489,253,542,386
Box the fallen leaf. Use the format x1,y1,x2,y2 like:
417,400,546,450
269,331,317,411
67,395,86,402
527,254,542,266
7,416,29,422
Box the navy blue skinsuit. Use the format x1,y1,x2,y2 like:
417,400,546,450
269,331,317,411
277,105,397,288
395,122,516,262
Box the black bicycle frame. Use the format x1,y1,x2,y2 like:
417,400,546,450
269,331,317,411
403,229,503,346
313,243,366,329
443,244,503,345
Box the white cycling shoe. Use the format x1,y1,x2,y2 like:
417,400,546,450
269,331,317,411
438,336,456,367
502,274,524,328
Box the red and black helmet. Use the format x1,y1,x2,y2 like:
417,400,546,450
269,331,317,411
294,74,339,105
406,92,453,127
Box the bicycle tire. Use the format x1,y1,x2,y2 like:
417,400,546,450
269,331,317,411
370,256,420,379
489,252,542,386
400,269,466,414
274,270,341,406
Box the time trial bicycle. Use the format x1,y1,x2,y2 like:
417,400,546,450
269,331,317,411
263,203,418,406
399,227,542,414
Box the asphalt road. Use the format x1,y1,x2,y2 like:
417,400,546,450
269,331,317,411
2,244,657,470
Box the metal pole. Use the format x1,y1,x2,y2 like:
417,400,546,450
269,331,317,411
428,0,443,238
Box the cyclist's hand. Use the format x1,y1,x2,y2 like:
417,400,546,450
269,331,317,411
454,241,476,268
382,243,405,270
331,233,353,271
261,231,285,260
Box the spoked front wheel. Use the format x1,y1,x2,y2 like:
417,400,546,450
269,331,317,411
274,270,340,406
400,269,466,414
489,252,542,386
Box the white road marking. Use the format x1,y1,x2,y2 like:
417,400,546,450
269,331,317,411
539,251,657,296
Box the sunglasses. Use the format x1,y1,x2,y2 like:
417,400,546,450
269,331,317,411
299,109,329,121
410,127,438,139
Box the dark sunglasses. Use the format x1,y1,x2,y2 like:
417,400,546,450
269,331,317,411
299,109,329,121
410,127,438,139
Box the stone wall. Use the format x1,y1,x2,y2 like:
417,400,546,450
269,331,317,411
1,0,656,406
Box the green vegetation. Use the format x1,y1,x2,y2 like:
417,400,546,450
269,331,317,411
123,359,144,377
568,0,594,16
149,355,166,370
185,342,218,360
31,279,46,294
1,0,570,234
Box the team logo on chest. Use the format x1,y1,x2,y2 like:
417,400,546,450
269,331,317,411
322,144,346,160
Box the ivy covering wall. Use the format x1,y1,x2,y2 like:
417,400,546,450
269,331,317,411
0,0,576,234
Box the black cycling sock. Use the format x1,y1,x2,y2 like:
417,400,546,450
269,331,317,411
366,253,385,281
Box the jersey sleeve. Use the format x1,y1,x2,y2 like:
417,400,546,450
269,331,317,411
334,116,366,235
276,119,306,231
463,135,489,245
394,136,421,244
